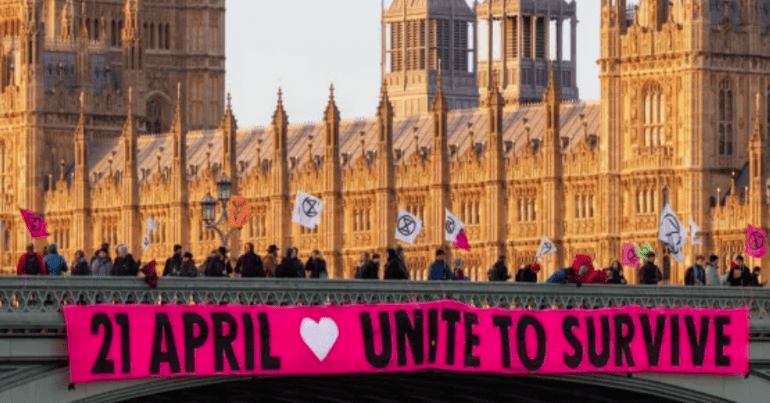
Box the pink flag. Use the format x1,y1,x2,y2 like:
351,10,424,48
20,209,49,239
745,225,767,258
453,229,470,251
622,243,639,268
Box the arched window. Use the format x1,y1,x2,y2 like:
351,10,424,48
158,24,163,50
165,24,170,49
150,23,154,49
719,79,733,156
146,99,162,134
86,19,91,39
111,20,116,46
94,19,99,40
643,82,664,147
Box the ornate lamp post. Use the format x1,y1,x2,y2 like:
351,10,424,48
200,174,239,249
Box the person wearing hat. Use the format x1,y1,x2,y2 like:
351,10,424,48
728,255,752,286
515,263,540,283
639,251,662,285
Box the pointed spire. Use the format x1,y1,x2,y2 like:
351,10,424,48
123,87,134,137
731,170,737,196
325,82,340,121
431,60,446,113
378,78,393,116
545,61,560,102
271,87,288,128
752,92,763,143
221,89,237,131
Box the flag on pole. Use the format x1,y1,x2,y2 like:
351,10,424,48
634,242,654,260
745,225,767,258
535,236,556,261
622,243,640,268
690,218,702,246
142,217,155,252
396,210,423,244
453,229,470,251
445,210,465,243
20,209,49,238
292,191,323,229
658,203,687,263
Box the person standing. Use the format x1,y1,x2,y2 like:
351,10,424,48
91,249,113,276
263,245,278,278
276,247,303,278
752,267,763,287
305,250,328,279
489,256,511,282
205,247,232,277
163,245,184,276
515,263,540,283
639,252,662,285
606,260,627,284
705,255,721,286
384,248,409,280
43,244,68,276
684,256,707,286
361,253,381,279
728,256,753,286
179,252,198,277
71,250,91,276
452,258,467,280
429,249,453,280
112,245,139,276
237,243,265,278
90,243,111,266
17,243,46,275
354,252,371,279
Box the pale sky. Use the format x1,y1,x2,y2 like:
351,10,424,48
225,0,601,128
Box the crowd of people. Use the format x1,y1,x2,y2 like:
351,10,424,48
13,242,766,287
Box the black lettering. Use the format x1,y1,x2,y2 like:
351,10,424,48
442,309,461,366
587,316,610,368
149,313,181,374
492,315,513,368
714,316,732,367
115,314,131,374
242,313,255,371
614,314,635,367
464,312,481,368
685,315,709,366
516,315,546,371
671,315,680,366
182,313,209,373
212,313,240,372
562,316,582,369
395,310,424,366
257,313,281,370
360,312,392,368
428,309,439,364
639,314,666,367
91,313,115,374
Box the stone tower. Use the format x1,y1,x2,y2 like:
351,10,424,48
382,0,479,117
476,0,578,104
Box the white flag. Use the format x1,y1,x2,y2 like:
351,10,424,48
535,236,556,261
658,203,687,263
396,210,423,244
292,191,323,229
690,218,702,246
142,217,155,251
445,210,465,242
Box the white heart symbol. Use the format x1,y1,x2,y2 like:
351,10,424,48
300,317,339,362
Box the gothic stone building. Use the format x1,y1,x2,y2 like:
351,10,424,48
0,0,768,284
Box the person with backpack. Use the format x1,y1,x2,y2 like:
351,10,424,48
639,251,663,285
163,245,184,276
236,243,265,278
71,250,91,276
429,249,453,280
112,245,139,276
179,252,198,277
43,243,68,276
488,256,510,282
384,248,409,279
305,249,328,279
684,255,707,286
17,243,46,275
91,249,113,276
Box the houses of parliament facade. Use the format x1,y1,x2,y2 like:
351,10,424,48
0,0,767,283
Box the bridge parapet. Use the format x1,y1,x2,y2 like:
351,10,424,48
0,278,769,333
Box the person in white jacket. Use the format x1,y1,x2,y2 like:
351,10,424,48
705,254,722,286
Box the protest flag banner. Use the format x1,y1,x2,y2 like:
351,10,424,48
745,225,767,258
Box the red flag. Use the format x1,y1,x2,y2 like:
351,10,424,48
453,229,470,251
141,261,159,289
20,209,49,238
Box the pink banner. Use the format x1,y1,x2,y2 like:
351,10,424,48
64,301,750,384
745,225,767,258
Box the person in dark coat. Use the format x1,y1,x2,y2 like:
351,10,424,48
236,243,265,278
112,245,139,276
276,247,304,278
179,252,198,277
90,242,110,266
728,256,753,286
163,245,184,276
361,253,381,279
684,255,706,286
205,247,232,277
384,248,409,280
752,267,763,287
263,245,278,278
606,260,627,284
429,249,453,280
16,243,46,275
354,252,371,279
515,263,540,283
638,252,662,285
490,256,510,282
71,250,91,276
305,249,328,279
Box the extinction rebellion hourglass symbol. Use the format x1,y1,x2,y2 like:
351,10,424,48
662,213,683,255
398,215,417,237
302,197,319,218
445,217,456,235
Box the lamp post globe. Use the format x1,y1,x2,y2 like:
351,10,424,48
217,174,232,202
201,193,217,224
